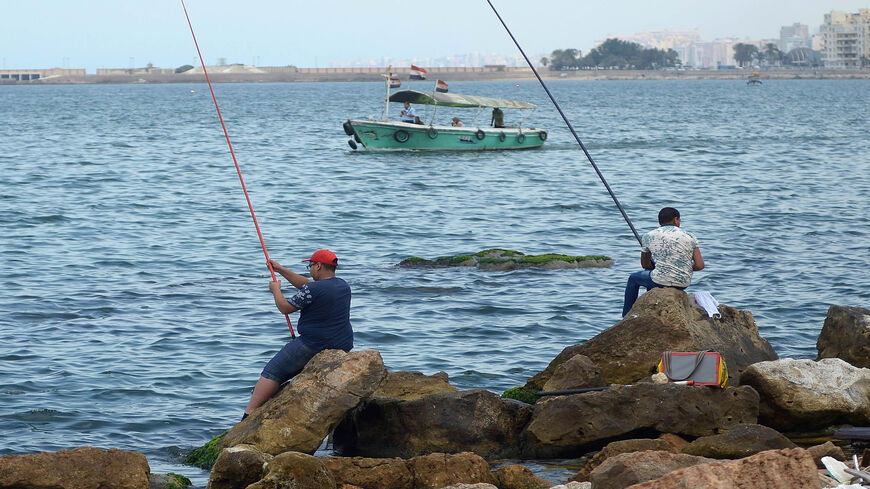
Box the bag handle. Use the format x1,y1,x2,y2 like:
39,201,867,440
663,350,709,381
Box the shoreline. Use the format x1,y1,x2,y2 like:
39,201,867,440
3,68,870,85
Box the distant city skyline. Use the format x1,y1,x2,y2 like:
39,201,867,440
2,1,868,72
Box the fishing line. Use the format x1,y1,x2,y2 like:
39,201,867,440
485,0,642,246
180,0,296,337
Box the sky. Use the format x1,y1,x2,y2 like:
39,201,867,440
2,0,868,72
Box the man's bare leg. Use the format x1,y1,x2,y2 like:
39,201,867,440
244,376,280,417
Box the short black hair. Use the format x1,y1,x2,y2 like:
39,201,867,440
321,263,337,273
658,207,680,225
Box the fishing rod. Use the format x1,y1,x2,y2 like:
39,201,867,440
485,0,642,246
180,0,296,337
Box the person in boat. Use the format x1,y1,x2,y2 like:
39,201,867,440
242,249,353,420
400,102,421,124
451,117,464,127
491,107,505,128
622,207,704,317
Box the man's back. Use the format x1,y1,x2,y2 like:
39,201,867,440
644,225,699,287
292,277,353,351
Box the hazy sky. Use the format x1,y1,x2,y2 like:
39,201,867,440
2,0,868,71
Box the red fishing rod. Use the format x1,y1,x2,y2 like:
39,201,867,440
181,0,296,337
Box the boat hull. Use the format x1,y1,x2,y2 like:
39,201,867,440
344,120,546,151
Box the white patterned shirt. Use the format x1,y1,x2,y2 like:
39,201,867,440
642,225,699,288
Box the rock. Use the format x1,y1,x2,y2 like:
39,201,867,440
333,389,532,459
552,484,590,489
406,452,495,489
522,383,759,458
587,450,713,489
541,355,605,392
529,288,777,386
524,345,585,391
740,358,870,431
492,464,552,489
0,447,150,489
372,370,458,400
246,451,335,489
806,441,846,468
321,456,413,489
437,485,497,489
220,349,387,455
681,423,796,458
656,433,689,452
623,448,819,489
398,249,612,271
207,444,272,489
570,439,677,482
816,305,870,368
149,473,191,489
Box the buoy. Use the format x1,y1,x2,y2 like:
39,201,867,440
515,84,520,87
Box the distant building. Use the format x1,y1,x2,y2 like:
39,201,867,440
97,63,174,75
0,67,84,81
779,23,810,52
819,9,870,68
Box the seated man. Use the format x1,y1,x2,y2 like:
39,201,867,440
622,207,704,317
400,102,420,124
451,117,464,127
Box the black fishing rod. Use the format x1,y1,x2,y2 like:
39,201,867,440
485,0,642,246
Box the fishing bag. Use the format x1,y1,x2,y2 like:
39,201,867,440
657,351,728,388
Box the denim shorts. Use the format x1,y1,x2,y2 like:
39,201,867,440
261,339,318,384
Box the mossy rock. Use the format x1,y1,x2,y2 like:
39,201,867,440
398,249,612,270
184,433,224,469
502,386,539,404
149,473,192,489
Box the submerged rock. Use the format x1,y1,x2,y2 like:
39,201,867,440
398,249,612,270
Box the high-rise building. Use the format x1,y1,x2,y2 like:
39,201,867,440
779,23,810,52
819,9,870,68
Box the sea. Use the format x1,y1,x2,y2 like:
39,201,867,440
1,79,868,485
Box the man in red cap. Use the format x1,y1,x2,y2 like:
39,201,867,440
242,249,353,419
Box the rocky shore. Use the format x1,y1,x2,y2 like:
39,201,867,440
2,292,869,489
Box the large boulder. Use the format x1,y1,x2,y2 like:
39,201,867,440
372,370,458,400
532,288,777,387
246,451,335,489
587,450,713,489
0,447,150,489
570,438,677,482
680,423,796,458
333,389,532,460
220,349,387,455
817,305,870,368
406,453,495,489
522,383,759,458
740,357,870,431
624,448,819,489
207,444,272,489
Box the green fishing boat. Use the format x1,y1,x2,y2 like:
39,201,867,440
342,75,547,151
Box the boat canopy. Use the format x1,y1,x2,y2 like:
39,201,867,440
388,90,536,109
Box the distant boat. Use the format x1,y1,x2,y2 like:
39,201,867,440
342,72,547,151
747,71,762,86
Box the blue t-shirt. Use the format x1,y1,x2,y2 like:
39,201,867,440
287,277,353,351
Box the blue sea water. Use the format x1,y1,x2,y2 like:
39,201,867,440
1,79,868,485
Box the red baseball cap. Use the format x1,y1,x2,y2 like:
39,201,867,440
302,249,338,266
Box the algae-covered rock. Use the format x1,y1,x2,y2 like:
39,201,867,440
398,249,612,270
185,433,224,469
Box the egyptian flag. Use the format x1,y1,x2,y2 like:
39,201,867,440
435,79,448,93
410,64,427,80
389,77,401,88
